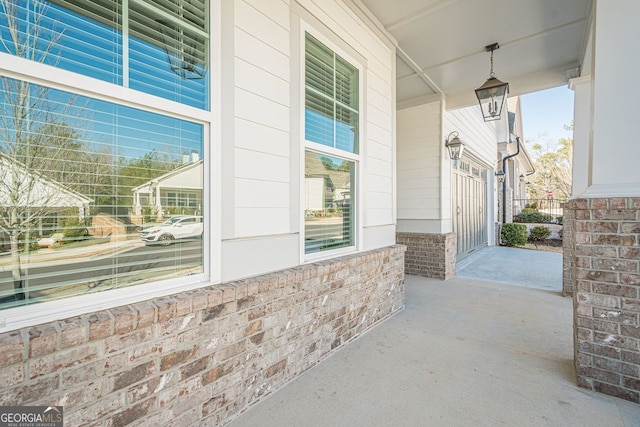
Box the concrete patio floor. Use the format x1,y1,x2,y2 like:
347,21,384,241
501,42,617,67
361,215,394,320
227,249,640,426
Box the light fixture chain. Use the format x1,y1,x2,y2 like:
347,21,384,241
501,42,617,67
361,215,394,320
489,49,495,78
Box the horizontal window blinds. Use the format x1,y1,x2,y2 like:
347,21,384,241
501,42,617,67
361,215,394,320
0,78,204,310
3,0,209,109
304,34,358,154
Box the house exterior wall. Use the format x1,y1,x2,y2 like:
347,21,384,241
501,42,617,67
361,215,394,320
0,1,402,424
444,106,497,168
0,246,405,425
222,0,397,280
397,100,444,234
396,99,497,277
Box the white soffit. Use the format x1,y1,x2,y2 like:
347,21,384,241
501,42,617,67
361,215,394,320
361,0,592,107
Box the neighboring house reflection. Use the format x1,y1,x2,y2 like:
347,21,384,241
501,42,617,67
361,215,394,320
131,154,203,224
0,153,93,246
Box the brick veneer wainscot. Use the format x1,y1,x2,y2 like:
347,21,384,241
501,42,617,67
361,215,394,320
567,197,640,403
396,232,456,280
0,245,405,426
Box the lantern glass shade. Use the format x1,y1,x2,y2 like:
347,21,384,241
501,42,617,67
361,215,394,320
475,77,509,121
495,171,505,183
446,136,465,160
158,20,207,80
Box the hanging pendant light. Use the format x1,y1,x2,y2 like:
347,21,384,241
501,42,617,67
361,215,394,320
475,43,509,122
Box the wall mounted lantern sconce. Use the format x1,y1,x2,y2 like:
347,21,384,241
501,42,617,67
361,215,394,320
495,170,505,184
475,43,509,122
519,174,525,183
445,131,465,160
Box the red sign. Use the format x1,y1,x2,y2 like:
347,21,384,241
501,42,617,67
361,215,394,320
547,190,553,198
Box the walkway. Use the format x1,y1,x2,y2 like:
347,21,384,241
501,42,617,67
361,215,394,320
456,246,563,291
227,250,640,426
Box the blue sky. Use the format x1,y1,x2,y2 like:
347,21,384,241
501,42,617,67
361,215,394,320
520,86,574,149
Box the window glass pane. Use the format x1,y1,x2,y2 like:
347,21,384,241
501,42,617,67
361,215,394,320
0,1,209,110
305,90,333,147
304,151,354,254
0,77,204,310
305,34,333,98
335,105,358,153
304,33,358,154
335,56,357,110
0,0,123,85
129,0,209,109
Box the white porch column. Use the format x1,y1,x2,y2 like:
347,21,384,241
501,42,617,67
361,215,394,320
569,76,591,197
155,185,163,218
581,0,640,197
570,0,640,404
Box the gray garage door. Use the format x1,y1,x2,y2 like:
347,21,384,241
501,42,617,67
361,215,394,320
453,158,488,259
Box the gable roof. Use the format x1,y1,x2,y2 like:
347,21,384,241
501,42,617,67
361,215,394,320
132,159,204,194
0,153,93,208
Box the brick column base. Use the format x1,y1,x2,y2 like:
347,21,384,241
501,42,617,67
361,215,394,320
396,232,456,280
563,202,576,296
566,197,640,403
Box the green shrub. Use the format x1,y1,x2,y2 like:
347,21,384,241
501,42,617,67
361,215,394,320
521,207,538,214
501,223,528,246
525,202,538,209
57,217,88,240
528,226,551,242
556,216,563,225
514,211,553,223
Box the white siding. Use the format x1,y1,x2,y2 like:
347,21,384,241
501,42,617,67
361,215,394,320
444,105,497,167
223,0,396,279
397,101,443,223
233,0,291,238
297,0,396,230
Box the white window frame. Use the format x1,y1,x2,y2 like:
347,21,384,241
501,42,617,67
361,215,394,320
0,0,221,333
300,24,364,263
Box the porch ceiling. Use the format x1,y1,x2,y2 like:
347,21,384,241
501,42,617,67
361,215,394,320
360,0,591,109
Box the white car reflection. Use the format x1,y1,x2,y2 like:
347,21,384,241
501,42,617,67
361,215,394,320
140,215,203,246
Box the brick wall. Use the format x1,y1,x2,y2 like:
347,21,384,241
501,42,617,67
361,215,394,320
567,197,640,403
396,233,456,280
563,204,576,296
0,245,405,426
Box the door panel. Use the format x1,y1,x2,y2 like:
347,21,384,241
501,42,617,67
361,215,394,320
453,159,488,259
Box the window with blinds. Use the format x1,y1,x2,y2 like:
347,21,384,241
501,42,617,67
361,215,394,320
0,78,204,310
0,0,209,109
304,33,359,255
305,34,358,154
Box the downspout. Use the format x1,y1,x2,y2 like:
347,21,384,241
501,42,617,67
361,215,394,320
501,136,520,223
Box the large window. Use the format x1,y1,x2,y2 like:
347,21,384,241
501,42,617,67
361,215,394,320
0,79,204,310
304,33,359,255
0,1,209,311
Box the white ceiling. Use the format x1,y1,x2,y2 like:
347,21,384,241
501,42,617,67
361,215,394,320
359,0,592,109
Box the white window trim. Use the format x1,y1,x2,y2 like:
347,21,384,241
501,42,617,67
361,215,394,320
299,23,365,264
0,0,221,333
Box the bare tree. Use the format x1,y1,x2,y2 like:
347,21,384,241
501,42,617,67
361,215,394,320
0,0,85,302
526,126,573,201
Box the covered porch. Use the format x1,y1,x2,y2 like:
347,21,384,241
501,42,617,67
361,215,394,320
229,271,640,426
